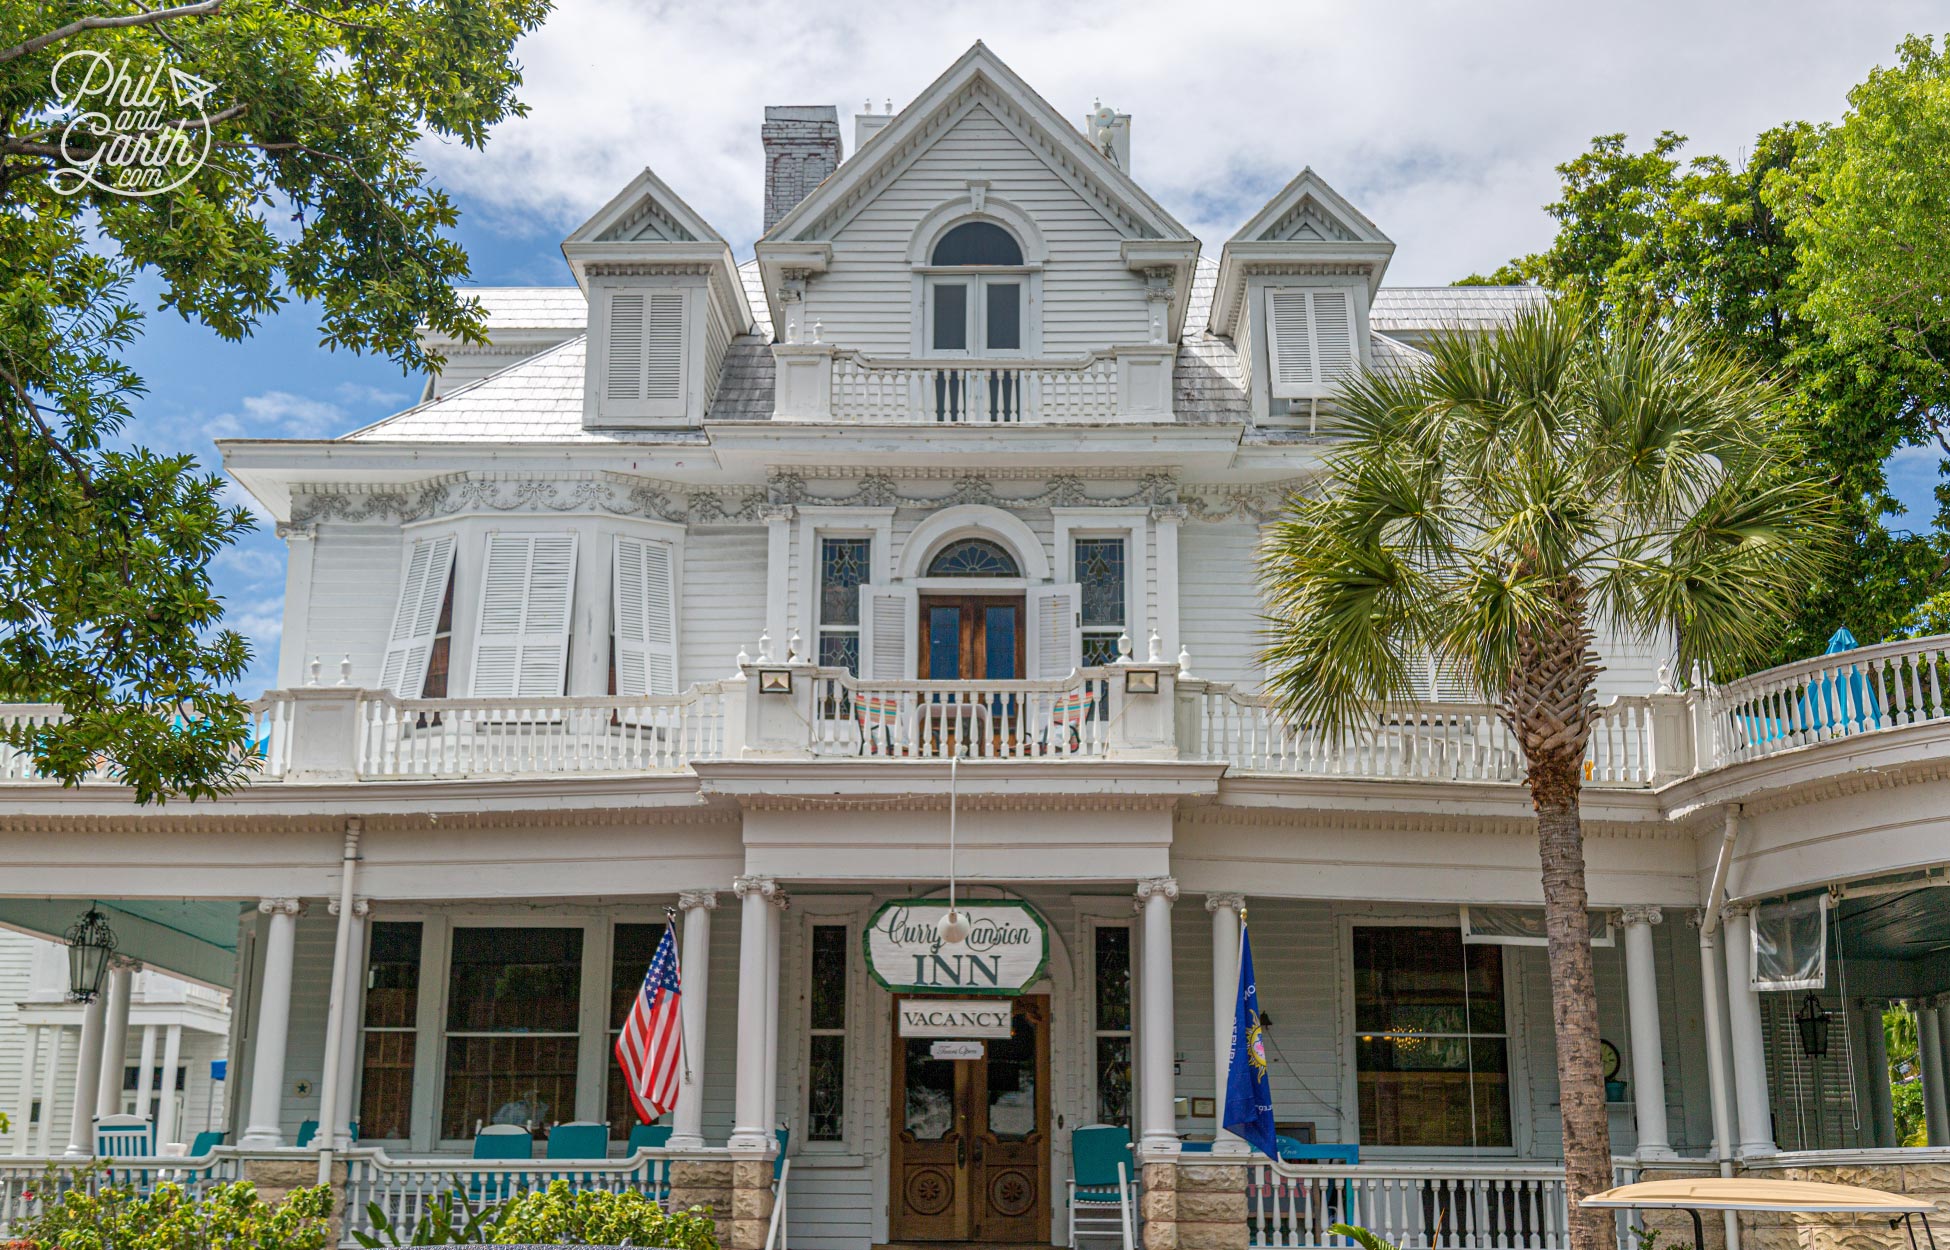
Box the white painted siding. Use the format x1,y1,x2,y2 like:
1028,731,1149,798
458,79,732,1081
805,103,1152,357
679,527,768,688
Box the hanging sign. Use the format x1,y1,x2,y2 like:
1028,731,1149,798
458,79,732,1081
864,899,1049,997
900,999,1015,1038
931,1040,986,1061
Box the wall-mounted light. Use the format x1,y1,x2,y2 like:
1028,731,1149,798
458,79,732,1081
1124,668,1159,695
64,907,117,1003
758,669,794,695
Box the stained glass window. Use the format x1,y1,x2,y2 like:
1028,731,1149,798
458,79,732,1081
808,924,848,1141
818,538,871,676
1093,924,1133,1127
1353,926,1511,1147
1076,537,1126,666
359,921,421,1141
927,538,1020,578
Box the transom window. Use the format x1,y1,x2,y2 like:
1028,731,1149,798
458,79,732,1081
926,538,1021,578
926,219,1025,357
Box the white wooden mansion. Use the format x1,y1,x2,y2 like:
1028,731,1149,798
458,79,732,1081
6,43,1950,1250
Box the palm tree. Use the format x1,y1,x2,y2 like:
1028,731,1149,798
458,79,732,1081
1260,298,1834,1250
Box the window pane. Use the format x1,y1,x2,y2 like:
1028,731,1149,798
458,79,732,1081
442,1035,578,1140
986,1011,1037,1140
359,1030,417,1140
1082,634,1121,667
818,633,859,673
809,1034,846,1142
928,605,961,680
932,283,968,352
1075,539,1126,629
926,538,1020,577
1353,927,1505,1035
931,221,1024,267
810,926,848,1030
1094,926,1131,1031
1095,1036,1132,1128
446,927,582,1033
903,1039,955,1140
365,922,422,1029
820,538,870,626
985,283,1021,351
985,606,1018,679
610,923,666,1029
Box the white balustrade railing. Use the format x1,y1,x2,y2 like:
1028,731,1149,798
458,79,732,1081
0,1150,243,1234
1582,697,1652,786
1244,1162,1570,1250
354,684,729,778
339,1147,695,1242
830,352,1118,423
0,700,288,783
809,669,1115,758
1708,633,1950,766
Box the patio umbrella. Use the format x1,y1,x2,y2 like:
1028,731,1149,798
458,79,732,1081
1799,627,1882,734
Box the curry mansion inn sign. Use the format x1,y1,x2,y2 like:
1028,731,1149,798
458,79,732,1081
867,899,1049,998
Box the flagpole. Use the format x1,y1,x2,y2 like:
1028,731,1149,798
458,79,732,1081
665,906,692,1083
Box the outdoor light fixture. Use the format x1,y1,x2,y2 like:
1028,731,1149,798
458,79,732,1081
757,669,793,695
1795,992,1831,1057
1124,668,1159,695
64,907,117,1003
937,755,970,945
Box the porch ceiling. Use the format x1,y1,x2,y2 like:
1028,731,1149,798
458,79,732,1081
0,897,243,989
1838,887,1950,962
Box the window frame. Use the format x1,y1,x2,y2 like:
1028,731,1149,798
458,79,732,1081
922,273,1029,359
357,918,425,1144
797,508,894,678
1254,279,1369,404
1085,916,1136,1131
1054,510,1148,667
1337,911,1527,1158
585,274,700,425
790,897,871,1161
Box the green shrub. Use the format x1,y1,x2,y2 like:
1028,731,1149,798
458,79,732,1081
18,1175,333,1250
489,1182,718,1248
352,1194,509,1247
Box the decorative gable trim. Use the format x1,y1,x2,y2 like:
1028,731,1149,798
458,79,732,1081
1209,169,1396,337
565,167,722,247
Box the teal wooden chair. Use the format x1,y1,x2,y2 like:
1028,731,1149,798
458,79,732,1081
470,1124,534,1204
295,1121,357,1149
774,1127,790,1182
1066,1124,1133,1247
627,1123,672,1154
545,1121,609,1188
188,1130,226,1157
95,1114,155,1192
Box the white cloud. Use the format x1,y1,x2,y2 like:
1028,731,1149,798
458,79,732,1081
239,390,348,438
214,545,285,581
420,0,1941,283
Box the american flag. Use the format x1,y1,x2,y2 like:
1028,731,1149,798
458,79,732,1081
615,923,684,1123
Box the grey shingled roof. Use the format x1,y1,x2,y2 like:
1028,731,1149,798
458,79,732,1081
1368,332,1432,381
1369,285,1546,334
1172,255,1248,424
455,285,588,332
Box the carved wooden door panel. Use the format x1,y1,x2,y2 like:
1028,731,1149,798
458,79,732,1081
969,995,1051,1243
891,1012,973,1241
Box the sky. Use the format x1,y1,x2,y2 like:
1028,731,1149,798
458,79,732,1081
116,0,1949,694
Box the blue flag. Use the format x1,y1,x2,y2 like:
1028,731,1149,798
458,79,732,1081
1223,916,1279,1159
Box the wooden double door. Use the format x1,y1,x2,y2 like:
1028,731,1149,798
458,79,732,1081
890,995,1050,1243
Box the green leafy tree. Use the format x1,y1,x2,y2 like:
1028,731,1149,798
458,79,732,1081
1466,111,1948,667
1261,300,1835,1250
1886,1001,1927,1146
0,0,548,802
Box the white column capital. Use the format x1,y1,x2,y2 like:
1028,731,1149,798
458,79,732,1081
1619,905,1664,927
1720,899,1755,921
327,898,372,918
1135,876,1179,904
108,954,144,973
733,874,777,900
1205,893,1246,914
678,889,720,912
769,888,793,912
259,897,306,917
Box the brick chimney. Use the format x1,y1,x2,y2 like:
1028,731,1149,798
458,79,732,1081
762,105,843,233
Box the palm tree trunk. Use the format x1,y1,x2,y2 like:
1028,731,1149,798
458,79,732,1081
1529,750,1614,1250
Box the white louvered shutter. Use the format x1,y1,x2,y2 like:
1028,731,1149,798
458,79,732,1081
857,584,917,679
379,534,456,695
602,288,688,420
613,535,678,696
469,532,579,698
1267,288,1360,398
1026,583,1083,679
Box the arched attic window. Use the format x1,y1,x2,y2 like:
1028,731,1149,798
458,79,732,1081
926,219,1025,356
926,538,1021,578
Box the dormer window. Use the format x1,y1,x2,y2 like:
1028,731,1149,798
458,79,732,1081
925,219,1026,357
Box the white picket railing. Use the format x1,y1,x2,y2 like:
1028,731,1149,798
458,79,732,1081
830,352,1118,423
0,700,289,783
1244,1162,1570,1250
0,1150,243,1234
353,684,730,778
339,1146,696,1243
1708,634,1950,766
809,669,1116,758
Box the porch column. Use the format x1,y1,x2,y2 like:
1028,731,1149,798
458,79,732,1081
133,1024,159,1123
332,903,370,1146
1136,877,1179,1155
1620,906,1675,1159
1919,998,1950,1146
1206,893,1246,1153
36,1027,66,1154
12,1025,42,1155
1854,999,1895,1148
1720,903,1777,1156
155,1024,184,1149
96,959,137,1118
763,888,789,1137
64,988,107,1156
240,898,304,1148
670,890,717,1149
729,875,778,1152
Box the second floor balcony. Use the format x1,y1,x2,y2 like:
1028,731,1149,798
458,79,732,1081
7,634,1942,791
771,342,1175,424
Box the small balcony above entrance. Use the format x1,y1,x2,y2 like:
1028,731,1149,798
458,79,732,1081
769,344,1177,424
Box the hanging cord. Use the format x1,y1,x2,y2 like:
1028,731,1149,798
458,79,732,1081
948,754,957,919
1462,944,1479,1150
666,905,691,1083
1833,893,1858,1135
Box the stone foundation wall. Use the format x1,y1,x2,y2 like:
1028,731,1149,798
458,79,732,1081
728,1156,776,1250
670,1158,735,1244
1735,1162,1950,1250
1143,1159,1248,1250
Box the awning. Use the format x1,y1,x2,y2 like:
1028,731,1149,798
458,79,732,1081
1581,1178,1933,1214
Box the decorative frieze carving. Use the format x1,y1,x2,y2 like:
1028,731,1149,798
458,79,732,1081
291,475,770,526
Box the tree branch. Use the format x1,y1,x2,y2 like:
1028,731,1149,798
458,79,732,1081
0,1,223,66
0,361,98,500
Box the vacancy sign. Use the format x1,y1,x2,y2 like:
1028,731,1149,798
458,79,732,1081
865,899,1049,996
899,1000,1014,1039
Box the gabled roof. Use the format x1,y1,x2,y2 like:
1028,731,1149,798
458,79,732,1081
559,167,754,335
1208,168,1396,336
564,167,723,246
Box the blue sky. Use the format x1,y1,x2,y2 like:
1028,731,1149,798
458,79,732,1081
107,0,1947,694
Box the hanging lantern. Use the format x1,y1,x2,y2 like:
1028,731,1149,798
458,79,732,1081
1795,992,1831,1057
64,907,117,1003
